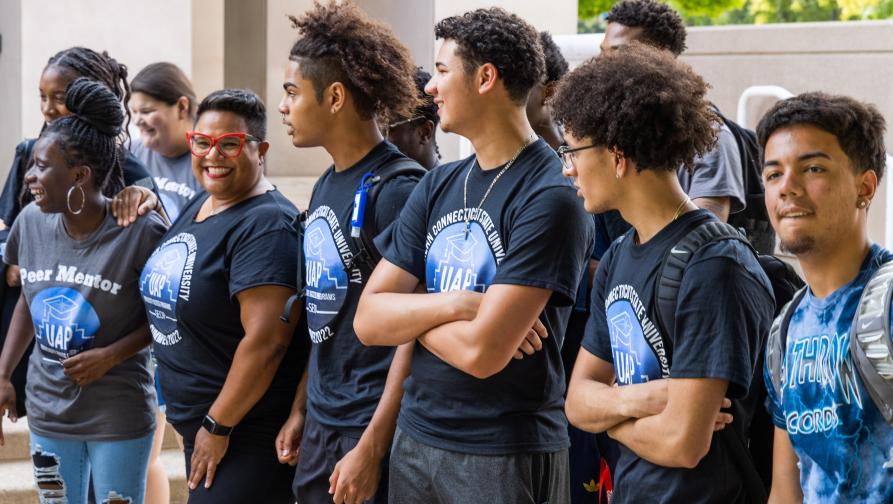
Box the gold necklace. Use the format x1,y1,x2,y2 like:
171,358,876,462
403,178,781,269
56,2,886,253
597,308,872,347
462,136,536,239
672,197,692,221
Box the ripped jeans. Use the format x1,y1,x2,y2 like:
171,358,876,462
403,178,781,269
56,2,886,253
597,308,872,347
29,431,153,504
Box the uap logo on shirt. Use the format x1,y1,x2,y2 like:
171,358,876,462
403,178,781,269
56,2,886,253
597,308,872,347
425,221,497,293
304,217,349,336
604,285,664,385
140,233,197,346
30,287,100,360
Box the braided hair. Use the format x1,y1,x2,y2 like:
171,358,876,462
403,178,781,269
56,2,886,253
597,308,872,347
43,78,126,197
45,47,133,142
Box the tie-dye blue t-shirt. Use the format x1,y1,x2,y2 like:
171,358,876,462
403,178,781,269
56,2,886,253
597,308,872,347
765,244,893,503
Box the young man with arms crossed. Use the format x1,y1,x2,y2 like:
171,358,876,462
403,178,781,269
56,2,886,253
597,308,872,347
273,3,422,503
555,44,775,503
758,93,893,503
354,8,592,503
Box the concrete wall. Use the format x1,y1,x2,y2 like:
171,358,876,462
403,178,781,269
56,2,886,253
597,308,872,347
0,0,23,182
684,21,893,246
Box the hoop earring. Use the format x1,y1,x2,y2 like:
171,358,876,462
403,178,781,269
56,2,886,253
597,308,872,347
67,185,86,215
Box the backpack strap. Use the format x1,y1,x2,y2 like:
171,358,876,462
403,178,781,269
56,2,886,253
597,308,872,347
654,219,752,363
764,287,807,404
280,209,308,323
346,156,425,271
850,260,893,425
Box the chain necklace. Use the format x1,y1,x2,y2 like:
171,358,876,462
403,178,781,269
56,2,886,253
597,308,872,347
463,136,536,239
671,197,692,221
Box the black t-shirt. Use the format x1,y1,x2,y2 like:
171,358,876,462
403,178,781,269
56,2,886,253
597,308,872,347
378,138,593,455
304,141,419,432
141,189,307,425
582,209,774,503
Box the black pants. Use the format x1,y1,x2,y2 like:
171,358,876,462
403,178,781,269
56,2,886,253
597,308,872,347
174,415,295,504
293,415,389,504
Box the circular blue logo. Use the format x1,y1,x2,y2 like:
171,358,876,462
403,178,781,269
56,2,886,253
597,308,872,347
140,233,196,346
425,222,497,293
304,217,349,332
30,287,101,360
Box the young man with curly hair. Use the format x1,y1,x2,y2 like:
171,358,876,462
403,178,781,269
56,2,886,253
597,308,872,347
594,0,749,251
555,44,775,503
354,7,592,503
756,93,893,503
273,2,424,503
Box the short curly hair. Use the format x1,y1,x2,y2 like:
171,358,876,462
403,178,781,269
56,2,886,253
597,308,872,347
540,32,569,84
756,92,887,179
412,68,438,125
551,43,717,172
435,7,545,104
288,1,419,123
606,0,687,56
196,88,267,140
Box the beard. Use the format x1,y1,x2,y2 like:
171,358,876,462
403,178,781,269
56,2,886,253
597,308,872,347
778,234,816,256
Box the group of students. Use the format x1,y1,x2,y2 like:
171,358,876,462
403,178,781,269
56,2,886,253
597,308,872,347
0,0,890,503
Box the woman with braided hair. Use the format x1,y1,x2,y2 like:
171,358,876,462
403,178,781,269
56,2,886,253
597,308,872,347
0,46,161,424
0,77,167,504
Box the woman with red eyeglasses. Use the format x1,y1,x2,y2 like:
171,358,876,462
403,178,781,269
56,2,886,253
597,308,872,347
138,89,307,503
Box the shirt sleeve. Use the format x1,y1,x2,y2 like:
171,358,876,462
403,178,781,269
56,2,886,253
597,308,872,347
683,126,746,214
228,227,300,298
130,212,169,275
491,186,591,306
670,242,775,398
581,247,614,363
373,175,420,237
374,176,430,280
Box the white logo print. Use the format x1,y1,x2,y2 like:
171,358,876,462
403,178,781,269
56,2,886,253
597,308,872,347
306,227,347,292
610,311,633,346
671,247,688,255
433,232,483,292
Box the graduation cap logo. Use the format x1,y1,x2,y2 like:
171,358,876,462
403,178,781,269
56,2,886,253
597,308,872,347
43,294,79,323
445,232,478,265
307,227,326,258
610,311,634,346
159,248,183,272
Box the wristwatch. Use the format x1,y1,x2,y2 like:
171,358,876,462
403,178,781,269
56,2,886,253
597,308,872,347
202,414,234,436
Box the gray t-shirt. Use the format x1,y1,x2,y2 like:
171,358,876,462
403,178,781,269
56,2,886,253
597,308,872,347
131,140,201,222
676,123,746,214
4,203,167,440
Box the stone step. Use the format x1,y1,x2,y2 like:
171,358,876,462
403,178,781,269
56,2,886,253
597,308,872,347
0,447,186,504
0,417,180,462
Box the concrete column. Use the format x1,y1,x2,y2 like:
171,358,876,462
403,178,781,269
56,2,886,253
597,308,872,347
0,0,22,186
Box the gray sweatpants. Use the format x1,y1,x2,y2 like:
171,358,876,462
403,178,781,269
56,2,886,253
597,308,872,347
389,428,570,504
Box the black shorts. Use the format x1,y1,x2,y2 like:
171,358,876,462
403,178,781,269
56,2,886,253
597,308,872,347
293,414,389,504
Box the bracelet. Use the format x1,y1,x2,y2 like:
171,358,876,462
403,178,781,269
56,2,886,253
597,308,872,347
201,414,234,436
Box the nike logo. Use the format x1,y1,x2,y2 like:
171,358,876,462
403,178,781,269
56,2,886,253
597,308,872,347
671,247,688,255
861,320,876,331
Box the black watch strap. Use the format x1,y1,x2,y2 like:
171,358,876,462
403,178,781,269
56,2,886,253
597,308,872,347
202,414,234,436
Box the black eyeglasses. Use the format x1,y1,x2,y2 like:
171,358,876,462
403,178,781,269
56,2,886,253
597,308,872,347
387,116,425,130
556,144,599,171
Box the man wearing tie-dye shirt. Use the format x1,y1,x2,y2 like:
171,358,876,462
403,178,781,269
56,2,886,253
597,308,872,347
758,92,893,503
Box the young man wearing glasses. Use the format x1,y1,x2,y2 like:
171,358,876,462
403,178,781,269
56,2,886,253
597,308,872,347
273,3,423,503
554,45,774,503
354,8,592,503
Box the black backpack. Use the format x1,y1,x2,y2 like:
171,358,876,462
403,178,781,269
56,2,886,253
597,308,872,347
713,107,776,256
280,156,425,322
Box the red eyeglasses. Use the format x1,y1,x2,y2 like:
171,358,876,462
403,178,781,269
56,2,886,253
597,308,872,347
186,132,262,158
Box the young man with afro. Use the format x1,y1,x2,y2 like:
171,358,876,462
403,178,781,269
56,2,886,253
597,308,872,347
355,7,592,503
594,0,751,253
555,44,774,503
273,2,423,502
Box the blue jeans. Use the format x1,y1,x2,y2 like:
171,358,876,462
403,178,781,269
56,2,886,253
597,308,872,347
29,431,154,504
